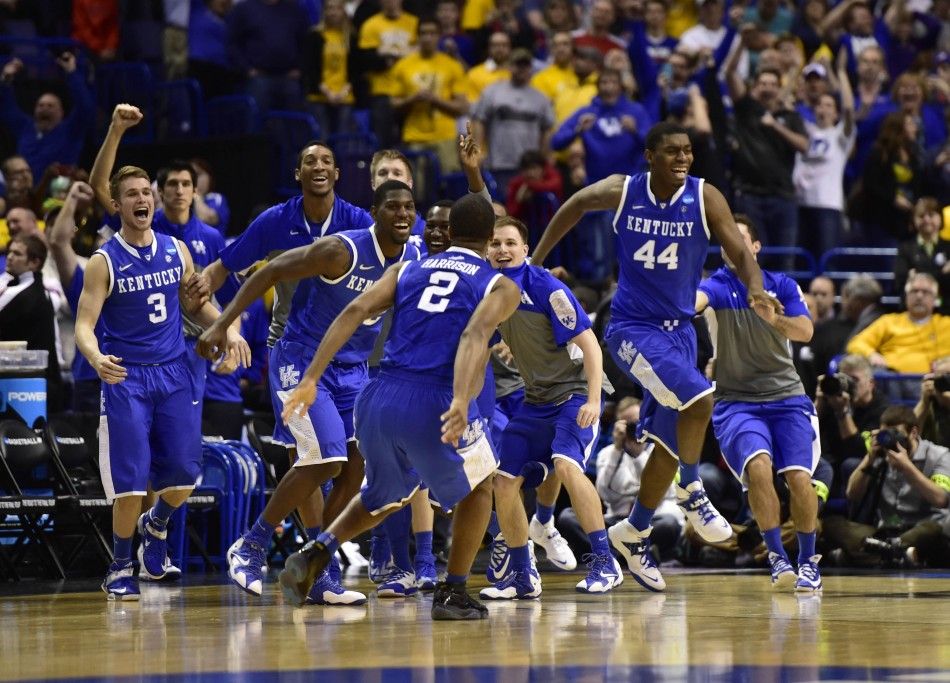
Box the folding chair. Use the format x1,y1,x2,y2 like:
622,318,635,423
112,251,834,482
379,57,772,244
0,420,64,579
43,416,113,573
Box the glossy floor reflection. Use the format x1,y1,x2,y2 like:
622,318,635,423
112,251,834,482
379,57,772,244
2,571,949,681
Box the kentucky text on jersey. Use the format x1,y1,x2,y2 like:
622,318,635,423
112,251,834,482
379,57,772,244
421,257,482,275
115,266,183,293
625,216,695,237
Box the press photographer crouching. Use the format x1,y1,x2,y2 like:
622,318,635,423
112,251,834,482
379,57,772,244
822,406,950,568
815,354,888,495
914,357,950,447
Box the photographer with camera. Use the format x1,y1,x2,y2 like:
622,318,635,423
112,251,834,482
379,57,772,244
914,357,950,447
816,354,889,495
557,398,685,562
823,406,950,567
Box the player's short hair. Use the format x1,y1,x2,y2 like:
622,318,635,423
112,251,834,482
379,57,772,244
370,149,413,178
450,194,495,242
9,234,47,267
428,199,454,215
494,216,529,244
296,140,336,168
645,121,690,151
880,405,918,432
372,179,413,208
733,213,760,243
156,159,197,190
109,165,151,201
842,273,882,302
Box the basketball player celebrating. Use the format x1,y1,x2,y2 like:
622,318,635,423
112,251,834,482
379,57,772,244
198,181,420,604
478,217,623,599
278,194,520,620
75,165,249,600
697,215,822,592
531,121,780,591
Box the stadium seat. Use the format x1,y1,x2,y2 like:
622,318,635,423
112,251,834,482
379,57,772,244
819,247,899,305
206,95,261,137
95,62,155,142
263,110,322,198
153,78,206,139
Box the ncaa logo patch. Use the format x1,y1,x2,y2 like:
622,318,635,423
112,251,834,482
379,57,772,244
548,290,576,330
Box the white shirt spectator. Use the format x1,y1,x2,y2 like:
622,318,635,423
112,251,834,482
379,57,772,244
793,119,856,211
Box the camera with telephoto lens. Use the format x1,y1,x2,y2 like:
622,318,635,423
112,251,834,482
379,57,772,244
819,372,854,397
625,421,638,439
875,428,907,452
934,374,950,393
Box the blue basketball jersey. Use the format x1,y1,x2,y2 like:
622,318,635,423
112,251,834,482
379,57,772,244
95,231,187,364
381,247,504,383
610,173,710,327
282,228,421,364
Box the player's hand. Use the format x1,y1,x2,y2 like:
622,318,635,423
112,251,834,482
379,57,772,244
492,341,515,365
213,353,238,375
111,104,144,132
281,379,317,425
440,398,468,447
748,289,783,318
458,121,483,170
93,354,127,384
224,328,252,370
196,321,229,362
184,272,211,310
576,399,600,429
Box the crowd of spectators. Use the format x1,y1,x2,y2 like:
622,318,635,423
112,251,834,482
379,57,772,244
0,0,949,573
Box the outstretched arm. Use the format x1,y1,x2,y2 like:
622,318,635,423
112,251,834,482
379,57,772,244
196,236,352,361
532,174,627,265
89,104,144,212
281,263,406,423
441,277,522,444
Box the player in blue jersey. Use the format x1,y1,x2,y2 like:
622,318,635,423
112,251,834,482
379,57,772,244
697,214,822,592
531,121,781,591
197,180,420,604
277,193,521,620
74,165,249,600
479,217,623,599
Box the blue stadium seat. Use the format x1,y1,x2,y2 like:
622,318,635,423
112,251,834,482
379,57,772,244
118,19,164,79
206,95,261,136
154,78,206,139
819,247,899,305
95,62,155,142
263,110,321,198
328,132,378,158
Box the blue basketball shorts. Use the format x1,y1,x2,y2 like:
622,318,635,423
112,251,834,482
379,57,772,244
184,337,208,405
268,338,366,466
712,395,820,489
98,357,201,501
354,372,498,515
604,320,712,457
497,395,601,479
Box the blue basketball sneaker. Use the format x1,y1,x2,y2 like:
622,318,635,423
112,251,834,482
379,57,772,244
369,534,393,583
136,512,169,581
486,531,511,583
102,560,140,601
795,555,823,593
769,552,797,590
227,536,267,597
306,568,368,605
676,481,733,543
608,520,665,592
414,555,438,591
479,565,542,600
377,567,418,597
575,553,624,594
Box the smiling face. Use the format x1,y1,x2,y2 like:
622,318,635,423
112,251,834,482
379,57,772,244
373,188,415,246
488,223,529,269
114,176,155,233
295,144,339,198
424,205,451,254
372,157,413,190
646,132,693,187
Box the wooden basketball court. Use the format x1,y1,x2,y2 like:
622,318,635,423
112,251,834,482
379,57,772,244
2,569,949,681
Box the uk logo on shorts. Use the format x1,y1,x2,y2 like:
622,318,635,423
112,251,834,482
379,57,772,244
618,340,637,365
462,418,484,445
279,364,300,389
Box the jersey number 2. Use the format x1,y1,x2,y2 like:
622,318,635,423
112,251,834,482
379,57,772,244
633,240,678,270
418,272,459,313
147,293,168,324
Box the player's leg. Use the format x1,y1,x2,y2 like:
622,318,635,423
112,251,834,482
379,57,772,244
772,397,822,592
323,364,369,526
377,500,417,597
529,471,577,571
410,488,438,591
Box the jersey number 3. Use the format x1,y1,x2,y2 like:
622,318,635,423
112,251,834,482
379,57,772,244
147,293,168,324
418,272,459,313
633,240,678,270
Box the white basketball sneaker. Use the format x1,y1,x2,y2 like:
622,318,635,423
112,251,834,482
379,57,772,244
528,516,577,571
608,520,665,592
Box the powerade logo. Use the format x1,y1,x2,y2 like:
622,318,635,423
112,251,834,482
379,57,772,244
8,392,46,402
